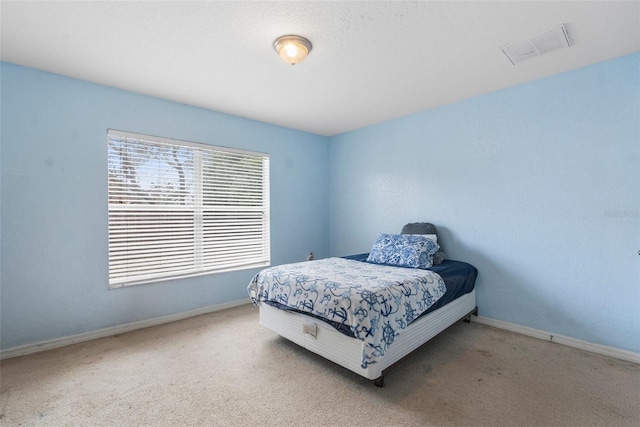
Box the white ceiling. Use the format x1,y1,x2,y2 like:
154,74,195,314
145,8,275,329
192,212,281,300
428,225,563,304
2,1,639,137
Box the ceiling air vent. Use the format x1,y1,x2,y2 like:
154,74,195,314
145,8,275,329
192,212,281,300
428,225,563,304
501,24,571,65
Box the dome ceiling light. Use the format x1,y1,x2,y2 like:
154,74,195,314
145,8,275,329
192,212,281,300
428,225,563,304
273,35,312,65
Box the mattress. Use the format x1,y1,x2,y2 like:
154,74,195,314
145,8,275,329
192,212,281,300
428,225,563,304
265,257,477,337
251,254,478,384
249,256,450,367
259,288,477,381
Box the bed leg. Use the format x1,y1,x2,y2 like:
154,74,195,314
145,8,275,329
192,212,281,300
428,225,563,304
374,376,385,388
463,306,478,323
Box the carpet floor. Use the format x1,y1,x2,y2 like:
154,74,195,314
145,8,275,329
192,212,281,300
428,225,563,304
1,304,638,426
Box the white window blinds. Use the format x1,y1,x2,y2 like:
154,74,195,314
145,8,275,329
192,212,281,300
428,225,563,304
107,130,270,288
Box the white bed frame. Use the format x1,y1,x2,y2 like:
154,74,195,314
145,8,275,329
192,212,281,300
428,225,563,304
259,288,477,386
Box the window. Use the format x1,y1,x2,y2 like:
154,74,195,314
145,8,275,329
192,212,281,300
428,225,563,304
107,130,270,288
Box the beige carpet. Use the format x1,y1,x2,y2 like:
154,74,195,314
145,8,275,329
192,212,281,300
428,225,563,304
1,304,639,426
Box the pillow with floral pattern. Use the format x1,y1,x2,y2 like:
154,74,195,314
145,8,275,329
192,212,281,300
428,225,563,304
366,233,439,269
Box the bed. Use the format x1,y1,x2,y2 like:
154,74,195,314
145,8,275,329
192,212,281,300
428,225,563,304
248,223,478,386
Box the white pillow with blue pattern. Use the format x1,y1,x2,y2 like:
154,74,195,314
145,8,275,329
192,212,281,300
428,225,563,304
366,233,440,269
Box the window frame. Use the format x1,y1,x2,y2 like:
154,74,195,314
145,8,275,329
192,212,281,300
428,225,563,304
107,129,270,288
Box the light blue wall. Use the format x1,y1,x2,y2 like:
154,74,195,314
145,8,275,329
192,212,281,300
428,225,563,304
0,62,330,350
2,53,639,355
329,53,640,353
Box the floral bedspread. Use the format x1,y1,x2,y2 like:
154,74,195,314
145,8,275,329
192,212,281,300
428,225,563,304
248,257,447,368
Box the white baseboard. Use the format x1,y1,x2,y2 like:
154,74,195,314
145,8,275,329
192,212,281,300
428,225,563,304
0,299,251,360
472,315,640,364
5,304,638,365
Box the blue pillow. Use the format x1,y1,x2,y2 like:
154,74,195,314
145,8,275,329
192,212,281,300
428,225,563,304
366,233,439,269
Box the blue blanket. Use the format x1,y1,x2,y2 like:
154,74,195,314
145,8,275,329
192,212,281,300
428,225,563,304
248,257,447,368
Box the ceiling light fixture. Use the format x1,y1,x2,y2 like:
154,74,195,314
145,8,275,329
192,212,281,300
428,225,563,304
273,35,312,65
